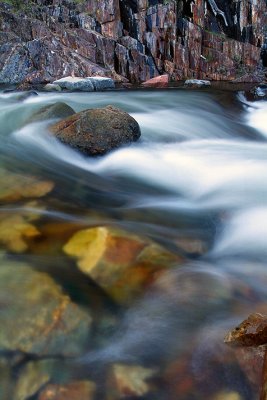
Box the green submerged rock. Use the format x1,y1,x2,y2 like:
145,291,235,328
0,262,92,357
25,102,75,124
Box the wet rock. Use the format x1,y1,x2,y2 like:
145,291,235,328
0,261,92,356
0,168,54,203
63,226,182,304
50,105,141,156
245,83,267,101
141,74,169,88
107,364,157,399
184,79,211,87
232,346,264,388
15,91,38,101
25,103,75,124
14,360,54,400
224,313,267,347
174,237,207,256
53,77,115,91
38,381,96,400
44,84,62,92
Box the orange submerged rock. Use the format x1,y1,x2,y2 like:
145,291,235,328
38,381,96,400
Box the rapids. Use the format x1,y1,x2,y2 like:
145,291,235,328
0,86,267,400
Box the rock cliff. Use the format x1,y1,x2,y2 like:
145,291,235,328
0,0,266,84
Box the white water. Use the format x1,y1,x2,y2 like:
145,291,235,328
1,88,267,399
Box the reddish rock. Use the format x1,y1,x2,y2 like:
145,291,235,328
141,74,169,87
0,0,266,84
224,313,267,347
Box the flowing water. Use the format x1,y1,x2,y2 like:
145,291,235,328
0,86,267,399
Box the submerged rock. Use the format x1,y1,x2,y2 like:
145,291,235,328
14,360,54,400
0,168,54,203
38,381,96,400
63,226,182,304
53,76,115,91
0,212,40,253
107,364,157,399
25,102,75,124
0,261,92,356
50,105,141,156
0,357,12,400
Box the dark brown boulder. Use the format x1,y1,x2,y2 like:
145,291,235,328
50,105,141,156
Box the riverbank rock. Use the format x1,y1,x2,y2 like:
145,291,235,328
53,77,115,91
63,226,182,304
25,103,75,124
0,261,92,356
141,75,169,88
1,0,266,85
38,381,96,400
50,106,141,156
245,82,267,101
184,79,211,88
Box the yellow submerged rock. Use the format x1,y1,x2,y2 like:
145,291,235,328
63,226,182,304
0,201,44,253
107,363,157,399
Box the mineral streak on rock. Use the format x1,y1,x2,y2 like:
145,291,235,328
224,313,267,347
0,0,266,84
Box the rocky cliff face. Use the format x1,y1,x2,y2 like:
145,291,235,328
0,0,266,84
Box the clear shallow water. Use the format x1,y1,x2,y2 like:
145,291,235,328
0,88,267,399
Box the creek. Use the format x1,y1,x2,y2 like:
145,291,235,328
0,86,266,400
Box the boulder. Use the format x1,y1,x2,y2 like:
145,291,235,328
25,102,75,124
53,76,115,91
141,74,169,88
184,79,211,87
53,77,94,91
50,105,141,156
